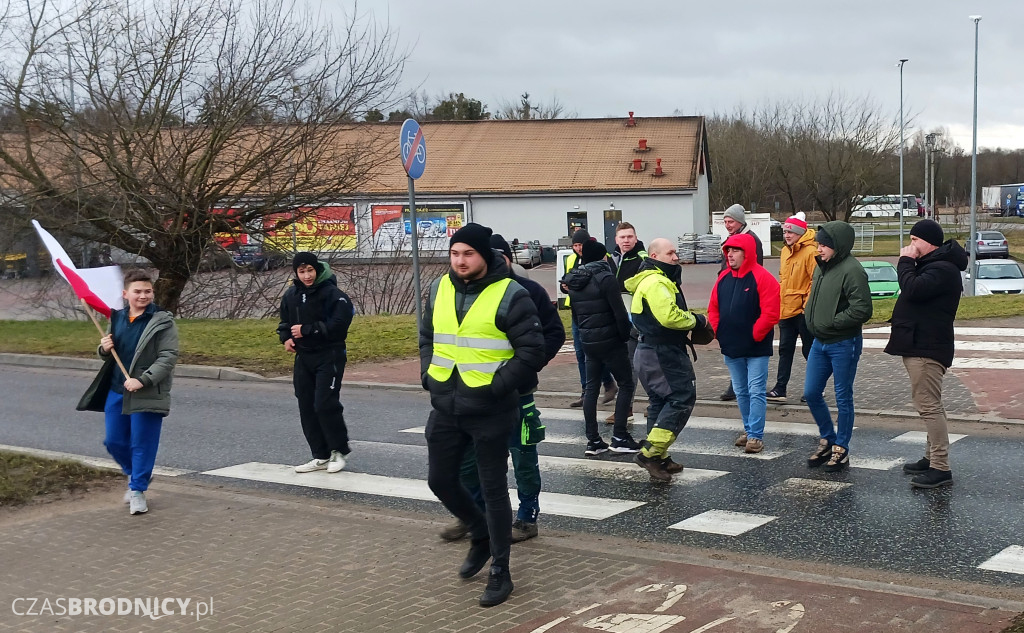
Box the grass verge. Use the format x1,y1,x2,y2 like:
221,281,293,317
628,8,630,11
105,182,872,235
0,295,1021,376
0,450,121,506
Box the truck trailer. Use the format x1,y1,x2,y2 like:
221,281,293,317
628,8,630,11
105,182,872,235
983,183,1024,217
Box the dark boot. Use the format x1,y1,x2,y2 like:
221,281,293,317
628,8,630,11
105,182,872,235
720,384,736,401
910,468,952,489
570,393,584,408
902,457,930,474
479,566,514,607
439,519,470,541
661,456,684,474
458,539,491,579
635,453,672,482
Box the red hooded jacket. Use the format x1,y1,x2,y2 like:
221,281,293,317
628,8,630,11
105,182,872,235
708,233,781,358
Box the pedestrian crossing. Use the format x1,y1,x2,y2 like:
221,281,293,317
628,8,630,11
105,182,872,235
194,408,1024,578
860,325,1024,370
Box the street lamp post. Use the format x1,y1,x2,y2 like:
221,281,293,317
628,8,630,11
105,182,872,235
898,59,908,249
968,16,982,295
925,133,936,219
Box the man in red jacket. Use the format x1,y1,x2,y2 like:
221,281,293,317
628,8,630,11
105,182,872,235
708,233,780,453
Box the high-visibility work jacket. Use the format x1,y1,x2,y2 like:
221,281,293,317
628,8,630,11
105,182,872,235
428,276,514,387
563,252,579,308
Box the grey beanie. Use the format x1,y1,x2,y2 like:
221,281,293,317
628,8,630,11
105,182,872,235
723,204,746,224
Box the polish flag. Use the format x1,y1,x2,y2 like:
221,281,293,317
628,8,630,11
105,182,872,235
32,220,124,318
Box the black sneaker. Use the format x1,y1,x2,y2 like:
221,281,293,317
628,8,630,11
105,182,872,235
822,445,849,472
610,435,642,453
910,468,953,489
584,439,610,456
635,453,672,482
720,386,736,401
807,439,833,468
902,457,930,474
800,395,807,403
510,519,538,543
661,456,684,474
766,389,787,403
458,539,491,579
479,566,514,607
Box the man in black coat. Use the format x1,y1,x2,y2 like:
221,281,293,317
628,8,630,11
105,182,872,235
884,220,968,489
277,253,354,474
561,240,639,456
420,223,545,607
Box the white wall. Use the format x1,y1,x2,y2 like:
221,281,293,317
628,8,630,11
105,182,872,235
470,192,702,247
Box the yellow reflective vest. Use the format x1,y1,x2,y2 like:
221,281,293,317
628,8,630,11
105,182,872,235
563,251,579,308
427,276,514,387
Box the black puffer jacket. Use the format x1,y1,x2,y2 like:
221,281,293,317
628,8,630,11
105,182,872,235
561,260,631,354
419,256,546,416
276,265,353,352
884,240,968,367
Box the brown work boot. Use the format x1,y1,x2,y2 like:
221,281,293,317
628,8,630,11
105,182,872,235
744,438,764,454
439,519,470,542
734,433,748,447
634,453,672,482
661,456,684,474
569,393,584,408
600,383,618,405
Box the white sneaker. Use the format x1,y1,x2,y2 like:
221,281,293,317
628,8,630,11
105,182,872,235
128,491,148,515
326,450,347,473
294,458,329,473
123,488,132,504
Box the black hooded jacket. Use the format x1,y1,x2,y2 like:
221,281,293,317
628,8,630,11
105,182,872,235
277,265,354,352
612,240,648,292
561,260,631,354
884,240,969,367
419,255,546,416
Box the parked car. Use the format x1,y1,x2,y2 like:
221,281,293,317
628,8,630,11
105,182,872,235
860,260,900,300
231,244,289,271
972,231,1010,259
512,240,542,268
964,259,1024,295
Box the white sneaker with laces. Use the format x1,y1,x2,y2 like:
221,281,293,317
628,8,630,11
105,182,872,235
326,450,347,473
123,488,132,504
294,458,329,473
128,491,148,515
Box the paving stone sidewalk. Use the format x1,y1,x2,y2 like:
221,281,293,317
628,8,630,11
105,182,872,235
0,483,1020,633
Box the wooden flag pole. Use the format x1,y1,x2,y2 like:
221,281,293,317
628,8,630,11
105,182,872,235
81,299,130,378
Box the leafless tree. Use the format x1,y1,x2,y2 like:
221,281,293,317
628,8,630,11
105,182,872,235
0,0,406,313
493,92,572,120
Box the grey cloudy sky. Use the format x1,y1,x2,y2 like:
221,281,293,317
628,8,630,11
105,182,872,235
339,0,1022,150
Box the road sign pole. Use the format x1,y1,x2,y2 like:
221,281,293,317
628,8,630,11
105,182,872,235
408,176,423,331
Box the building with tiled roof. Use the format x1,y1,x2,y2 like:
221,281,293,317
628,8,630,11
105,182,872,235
323,113,712,258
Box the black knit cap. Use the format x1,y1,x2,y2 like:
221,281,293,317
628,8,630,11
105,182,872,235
450,222,493,263
490,234,512,262
910,219,944,247
582,240,607,263
815,227,835,250
292,251,323,275
571,229,591,244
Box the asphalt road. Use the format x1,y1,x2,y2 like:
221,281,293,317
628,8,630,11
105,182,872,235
3,365,1024,593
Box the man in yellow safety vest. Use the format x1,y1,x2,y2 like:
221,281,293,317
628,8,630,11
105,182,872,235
421,222,545,607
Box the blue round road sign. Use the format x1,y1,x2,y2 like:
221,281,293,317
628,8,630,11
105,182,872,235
400,119,426,180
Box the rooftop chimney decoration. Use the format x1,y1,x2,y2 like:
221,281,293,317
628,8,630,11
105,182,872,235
653,158,665,177
626,111,636,127
635,139,650,152
629,158,646,172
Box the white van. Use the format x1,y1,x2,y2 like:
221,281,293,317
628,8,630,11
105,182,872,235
850,195,916,219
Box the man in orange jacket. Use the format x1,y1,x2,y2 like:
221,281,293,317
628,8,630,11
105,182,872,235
767,213,817,403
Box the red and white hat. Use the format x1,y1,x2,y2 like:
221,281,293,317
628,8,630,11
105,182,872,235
783,212,807,235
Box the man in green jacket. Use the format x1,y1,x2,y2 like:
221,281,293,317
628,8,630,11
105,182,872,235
802,221,872,472
624,238,709,482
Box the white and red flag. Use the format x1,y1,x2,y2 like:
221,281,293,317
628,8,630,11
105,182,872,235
32,220,124,318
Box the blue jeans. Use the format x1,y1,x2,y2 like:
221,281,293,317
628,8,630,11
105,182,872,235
103,390,163,491
803,335,863,450
723,355,770,440
572,319,613,391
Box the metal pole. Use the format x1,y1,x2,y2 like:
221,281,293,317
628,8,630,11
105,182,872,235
898,59,908,249
924,136,930,220
930,150,937,223
968,16,982,296
408,176,423,331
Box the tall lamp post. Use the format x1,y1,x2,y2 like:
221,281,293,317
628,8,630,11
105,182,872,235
968,15,982,295
925,133,936,219
897,58,908,249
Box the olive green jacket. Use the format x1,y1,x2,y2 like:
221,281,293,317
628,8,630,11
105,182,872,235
77,310,179,416
804,221,873,344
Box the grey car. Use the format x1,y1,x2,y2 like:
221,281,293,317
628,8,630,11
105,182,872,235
973,231,1009,259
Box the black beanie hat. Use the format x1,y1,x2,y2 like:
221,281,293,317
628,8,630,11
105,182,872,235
581,240,607,263
910,219,944,247
450,223,493,263
292,251,323,275
571,229,591,244
490,234,512,262
815,227,835,250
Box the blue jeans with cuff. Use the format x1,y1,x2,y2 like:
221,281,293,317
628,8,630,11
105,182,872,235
803,335,863,450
